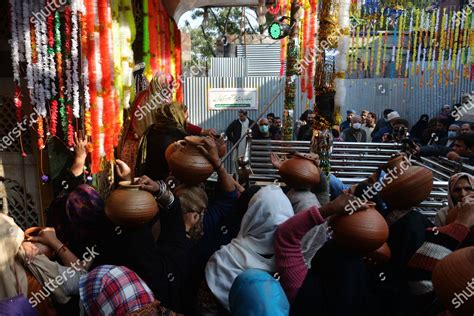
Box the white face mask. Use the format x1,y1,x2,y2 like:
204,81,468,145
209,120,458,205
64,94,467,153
352,123,362,130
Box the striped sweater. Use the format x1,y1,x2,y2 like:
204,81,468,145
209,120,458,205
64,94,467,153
406,223,470,297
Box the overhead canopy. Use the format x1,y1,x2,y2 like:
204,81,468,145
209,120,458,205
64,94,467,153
162,0,264,24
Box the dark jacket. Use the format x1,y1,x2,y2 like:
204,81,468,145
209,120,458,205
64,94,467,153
92,198,191,313
225,118,254,144
372,125,393,143
341,128,367,142
136,125,189,181
340,120,351,131
297,124,313,141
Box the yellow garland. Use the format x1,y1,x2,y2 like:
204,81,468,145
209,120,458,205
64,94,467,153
375,15,384,76
411,9,420,76
364,25,370,71
452,11,461,72
438,9,447,84
111,0,123,117
427,10,436,72
353,26,360,73
395,12,404,75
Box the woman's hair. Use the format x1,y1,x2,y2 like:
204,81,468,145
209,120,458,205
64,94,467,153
175,185,209,239
300,110,313,122
175,185,209,213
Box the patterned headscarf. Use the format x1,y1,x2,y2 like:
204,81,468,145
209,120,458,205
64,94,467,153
154,102,187,132
447,172,474,208
79,265,157,316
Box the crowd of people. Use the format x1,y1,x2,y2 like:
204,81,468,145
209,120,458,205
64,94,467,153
249,105,473,166
0,101,473,316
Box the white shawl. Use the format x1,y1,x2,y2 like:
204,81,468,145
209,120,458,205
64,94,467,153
205,185,294,311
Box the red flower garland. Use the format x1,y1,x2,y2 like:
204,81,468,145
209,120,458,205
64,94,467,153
50,99,58,136
148,0,158,74
65,6,75,147
14,86,22,123
85,0,100,173
306,0,317,101
174,22,183,103
98,0,115,161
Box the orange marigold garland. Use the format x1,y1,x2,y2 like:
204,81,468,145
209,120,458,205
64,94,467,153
85,0,100,173
98,0,115,161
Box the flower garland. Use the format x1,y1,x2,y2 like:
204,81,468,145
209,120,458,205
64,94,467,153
404,9,413,88
428,9,439,88
390,19,397,79
381,17,389,75
64,6,75,147
420,12,430,87
438,9,447,85
8,0,22,124
307,0,317,101
85,0,100,173
98,0,115,160
71,0,81,118
23,1,34,101
416,10,424,76
375,14,384,76
411,9,420,76
446,11,455,86
120,0,136,109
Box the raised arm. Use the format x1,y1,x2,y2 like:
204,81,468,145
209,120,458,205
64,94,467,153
275,193,369,302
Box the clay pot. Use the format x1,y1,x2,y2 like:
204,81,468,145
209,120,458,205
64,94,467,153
167,136,214,185
24,227,54,258
165,142,178,162
105,181,159,227
278,154,320,190
380,166,433,210
432,246,474,315
366,242,391,264
329,206,389,255
215,134,227,158
383,155,411,176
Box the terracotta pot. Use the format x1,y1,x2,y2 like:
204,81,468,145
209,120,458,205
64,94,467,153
278,154,320,190
432,246,474,315
167,136,214,185
24,227,54,258
105,181,159,227
383,155,411,177
366,242,391,264
380,166,433,210
329,206,389,255
165,142,178,162
215,134,227,158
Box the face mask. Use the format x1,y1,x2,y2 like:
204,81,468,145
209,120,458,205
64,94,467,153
259,125,269,133
448,131,457,139
352,123,362,130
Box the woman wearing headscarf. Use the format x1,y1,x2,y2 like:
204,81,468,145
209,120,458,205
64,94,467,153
410,114,429,142
435,172,474,227
0,214,83,315
79,265,177,316
136,102,189,181
204,185,294,311
274,192,373,316
229,269,289,316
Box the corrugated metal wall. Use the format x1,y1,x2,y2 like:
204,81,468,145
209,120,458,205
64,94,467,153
236,44,283,76
209,58,248,77
184,76,309,171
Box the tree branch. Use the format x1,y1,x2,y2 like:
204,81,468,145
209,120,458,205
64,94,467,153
209,9,225,35
200,24,217,57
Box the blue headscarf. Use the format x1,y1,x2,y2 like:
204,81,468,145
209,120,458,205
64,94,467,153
229,269,289,316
